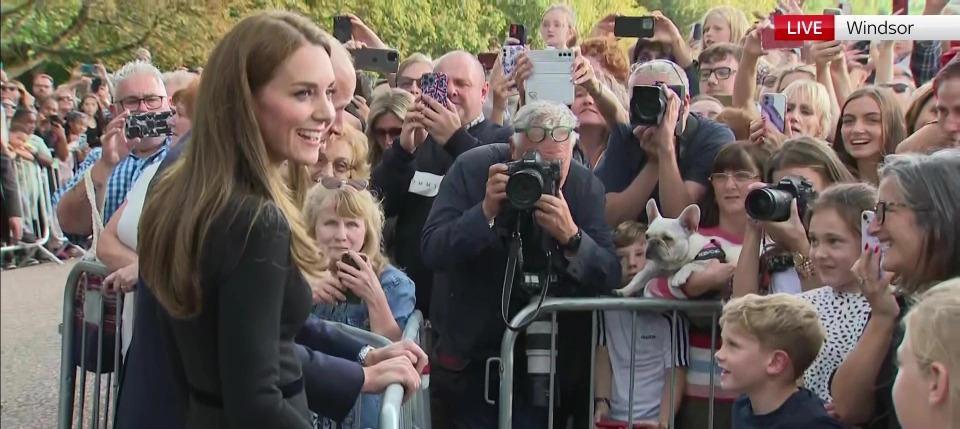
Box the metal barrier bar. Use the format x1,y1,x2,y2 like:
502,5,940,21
1,164,63,264
398,311,430,429
57,261,119,429
498,297,723,429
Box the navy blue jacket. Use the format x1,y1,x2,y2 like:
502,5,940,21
114,134,366,429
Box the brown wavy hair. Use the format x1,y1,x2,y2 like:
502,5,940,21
580,36,629,84
833,87,906,179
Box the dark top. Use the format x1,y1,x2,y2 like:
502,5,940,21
371,118,512,315
421,143,620,362
115,135,366,429
864,294,910,429
593,113,733,223
161,199,314,429
1,149,22,218
732,388,846,429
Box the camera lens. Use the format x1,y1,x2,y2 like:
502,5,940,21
506,169,545,210
387,51,398,61
745,188,795,222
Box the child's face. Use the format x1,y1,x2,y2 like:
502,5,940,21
540,8,571,48
715,323,777,393
616,239,647,286
8,131,28,148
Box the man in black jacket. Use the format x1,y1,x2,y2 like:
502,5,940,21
371,50,512,316
421,101,621,429
1,144,23,244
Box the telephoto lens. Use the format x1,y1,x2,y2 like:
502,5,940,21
525,315,557,408
629,85,667,127
506,170,545,210
745,187,796,222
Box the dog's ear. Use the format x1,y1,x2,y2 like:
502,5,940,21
678,204,701,233
645,199,660,222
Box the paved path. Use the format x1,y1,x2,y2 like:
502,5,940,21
1,261,77,429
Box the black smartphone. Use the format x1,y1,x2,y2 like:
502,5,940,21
508,23,526,45
614,16,655,38
333,15,352,44
339,253,367,304
124,111,174,140
351,48,400,74
853,40,871,65
80,63,97,75
892,0,908,14
48,115,62,125
692,23,703,41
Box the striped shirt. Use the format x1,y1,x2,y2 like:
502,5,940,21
53,138,171,224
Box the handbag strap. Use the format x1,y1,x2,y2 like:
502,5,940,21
83,169,106,258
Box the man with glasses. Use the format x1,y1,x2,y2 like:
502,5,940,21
698,42,741,97
53,61,171,236
596,59,733,225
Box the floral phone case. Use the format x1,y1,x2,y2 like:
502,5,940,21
420,72,449,103
501,45,525,76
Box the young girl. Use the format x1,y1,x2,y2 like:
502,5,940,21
304,180,415,429
834,87,906,184
700,6,749,49
540,4,578,49
800,183,876,404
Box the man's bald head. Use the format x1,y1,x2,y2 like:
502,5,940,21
435,51,485,87
324,35,358,139
432,50,488,123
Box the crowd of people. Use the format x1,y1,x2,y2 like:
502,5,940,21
1,1,960,429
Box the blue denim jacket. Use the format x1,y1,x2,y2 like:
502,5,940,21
311,264,416,429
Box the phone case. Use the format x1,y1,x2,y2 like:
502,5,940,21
509,24,527,45
351,48,400,74
125,111,173,140
333,16,352,43
501,45,525,76
524,49,576,106
421,72,449,104
760,27,804,50
761,94,787,133
861,210,886,275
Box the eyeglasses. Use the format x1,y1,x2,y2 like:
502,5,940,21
396,74,425,90
878,83,911,94
374,127,402,138
1,85,18,92
760,76,779,88
709,171,759,183
699,67,737,82
119,95,165,111
874,200,915,225
315,176,369,191
517,126,574,143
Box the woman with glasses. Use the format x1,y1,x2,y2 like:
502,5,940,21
831,149,960,428
363,88,412,168
303,179,415,429
311,124,370,182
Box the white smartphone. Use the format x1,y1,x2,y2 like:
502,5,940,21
524,49,575,106
861,210,885,275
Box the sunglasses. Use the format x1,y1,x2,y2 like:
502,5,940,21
315,176,368,191
878,83,910,94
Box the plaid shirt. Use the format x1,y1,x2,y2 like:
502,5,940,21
910,40,943,86
53,138,171,224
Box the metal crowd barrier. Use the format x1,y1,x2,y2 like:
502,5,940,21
57,261,122,429
498,297,725,429
395,310,430,429
56,261,410,429
1,163,63,264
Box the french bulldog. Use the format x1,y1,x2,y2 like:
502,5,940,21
614,199,741,297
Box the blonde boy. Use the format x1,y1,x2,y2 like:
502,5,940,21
716,294,843,429
613,221,647,287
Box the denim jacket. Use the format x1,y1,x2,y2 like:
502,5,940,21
311,264,416,429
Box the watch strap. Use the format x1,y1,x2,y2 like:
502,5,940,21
358,345,375,366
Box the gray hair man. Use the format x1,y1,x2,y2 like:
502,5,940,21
420,100,620,429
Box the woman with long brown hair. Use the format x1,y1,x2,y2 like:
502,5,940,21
138,12,336,428
833,87,906,184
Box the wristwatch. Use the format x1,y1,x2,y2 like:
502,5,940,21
358,345,375,366
564,229,582,252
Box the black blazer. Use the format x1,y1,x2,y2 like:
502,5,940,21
1,149,22,218
114,135,366,429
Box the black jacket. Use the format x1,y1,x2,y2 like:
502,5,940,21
420,143,620,362
371,119,512,315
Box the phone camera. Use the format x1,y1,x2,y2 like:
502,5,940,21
642,19,653,29
387,51,399,62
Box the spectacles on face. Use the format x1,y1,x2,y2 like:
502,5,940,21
874,200,911,225
760,76,778,88
118,95,165,111
878,83,911,94
316,176,369,191
699,67,736,82
374,127,402,139
709,171,759,184
1,85,18,92
517,126,574,143
396,74,425,90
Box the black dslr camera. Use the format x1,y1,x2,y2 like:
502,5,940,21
745,176,817,222
629,84,686,127
504,150,562,211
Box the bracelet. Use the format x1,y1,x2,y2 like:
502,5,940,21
793,252,816,280
594,397,611,409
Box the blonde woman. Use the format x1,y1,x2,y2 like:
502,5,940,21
750,80,833,146
304,181,415,429
364,89,413,167
893,278,960,429
312,124,370,181
700,6,749,49
540,4,578,48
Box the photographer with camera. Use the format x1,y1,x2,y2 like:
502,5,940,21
596,59,733,224
421,101,619,429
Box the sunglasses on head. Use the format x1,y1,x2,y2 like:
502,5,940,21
879,83,910,94
315,176,368,191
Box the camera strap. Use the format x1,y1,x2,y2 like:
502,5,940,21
501,222,553,332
